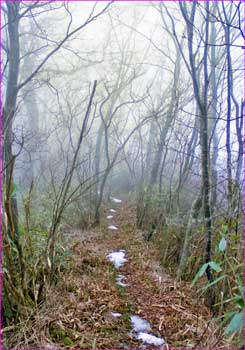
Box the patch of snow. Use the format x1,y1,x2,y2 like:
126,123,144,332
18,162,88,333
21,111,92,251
44,345,59,350
107,251,127,268
111,312,122,318
116,274,128,287
107,215,113,219
137,332,165,346
110,209,116,213
108,225,118,230
111,197,122,203
130,315,151,332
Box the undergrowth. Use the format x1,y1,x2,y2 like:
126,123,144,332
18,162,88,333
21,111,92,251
3,203,241,349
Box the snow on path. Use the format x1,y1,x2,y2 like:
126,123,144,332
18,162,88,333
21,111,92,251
130,315,151,332
137,332,165,346
116,274,128,287
108,225,118,230
130,315,165,346
111,197,122,203
105,201,164,347
111,312,122,318
107,250,127,269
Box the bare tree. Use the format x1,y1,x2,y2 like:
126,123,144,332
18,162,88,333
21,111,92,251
3,1,112,229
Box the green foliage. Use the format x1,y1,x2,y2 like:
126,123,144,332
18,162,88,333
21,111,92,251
208,261,222,272
191,224,243,343
62,195,94,229
10,182,23,198
218,237,227,252
225,311,243,334
191,261,222,286
3,184,75,325
200,275,227,292
50,327,75,345
191,263,209,285
54,238,73,271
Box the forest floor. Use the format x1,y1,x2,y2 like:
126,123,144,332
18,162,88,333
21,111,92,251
9,200,231,349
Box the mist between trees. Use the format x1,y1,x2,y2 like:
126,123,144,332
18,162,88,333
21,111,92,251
2,1,244,348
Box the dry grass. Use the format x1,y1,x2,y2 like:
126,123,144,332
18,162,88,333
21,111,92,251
4,202,232,349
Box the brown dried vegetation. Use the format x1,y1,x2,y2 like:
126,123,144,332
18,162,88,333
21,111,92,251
4,204,231,349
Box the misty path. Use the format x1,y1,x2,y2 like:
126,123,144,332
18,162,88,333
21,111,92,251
2,2,243,348
40,198,219,349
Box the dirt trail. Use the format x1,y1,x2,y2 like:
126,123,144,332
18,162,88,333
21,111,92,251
17,201,225,349
64,201,222,348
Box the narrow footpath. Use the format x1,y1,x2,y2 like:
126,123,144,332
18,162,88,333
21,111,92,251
29,197,226,349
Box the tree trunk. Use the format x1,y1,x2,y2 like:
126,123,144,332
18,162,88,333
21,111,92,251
3,3,21,235
209,5,218,213
179,1,214,307
235,99,243,186
94,121,104,206
224,23,233,214
138,49,181,229
177,192,202,280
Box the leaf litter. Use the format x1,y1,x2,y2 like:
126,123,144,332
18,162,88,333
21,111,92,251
5,204,231,349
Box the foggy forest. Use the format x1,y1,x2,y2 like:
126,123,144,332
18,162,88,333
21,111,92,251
2,1,244,349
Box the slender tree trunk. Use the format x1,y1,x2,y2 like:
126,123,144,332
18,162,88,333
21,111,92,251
94,121,104,204
46,81,97,274
159,142,169,194
177,192,202,280
179,1,214,307
3,3,21,235
224,23,233,213
138,50,181,229
173,114,198,215
145,119,157,180
201,2,215,308
209,5,218,213
235,99,243,185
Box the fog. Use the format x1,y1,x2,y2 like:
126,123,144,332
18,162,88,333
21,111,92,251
2,2,244,347
3,0,243,246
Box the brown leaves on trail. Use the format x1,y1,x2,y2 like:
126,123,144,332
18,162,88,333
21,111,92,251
39,251,134,349
99,204,224,349
5,204,227,349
